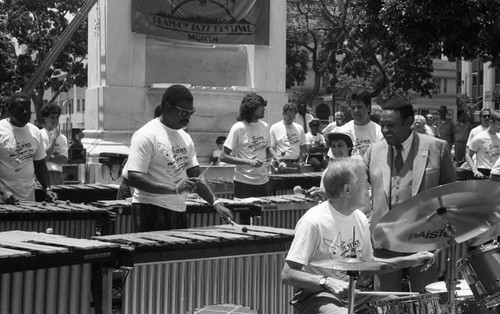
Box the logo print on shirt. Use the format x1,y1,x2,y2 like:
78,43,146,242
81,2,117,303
10,142,34,172
323,233,362,259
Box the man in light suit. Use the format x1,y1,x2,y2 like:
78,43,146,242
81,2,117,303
364,99,456,292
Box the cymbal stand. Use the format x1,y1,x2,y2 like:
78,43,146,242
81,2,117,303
347,270,358,314
443,221,459,314
347,227,357,314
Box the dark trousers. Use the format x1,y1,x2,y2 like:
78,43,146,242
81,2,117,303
233,181,270,198
131,203,188,232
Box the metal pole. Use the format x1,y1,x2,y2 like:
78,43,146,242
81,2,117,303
22,0,99,94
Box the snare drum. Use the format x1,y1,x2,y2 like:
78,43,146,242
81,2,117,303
457,244,500,309
369,293,441,314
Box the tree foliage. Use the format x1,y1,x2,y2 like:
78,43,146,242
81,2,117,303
286,0,500,105
0,0,88,125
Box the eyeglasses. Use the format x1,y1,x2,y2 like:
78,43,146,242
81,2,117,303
174,106,196,118
482,115,491,118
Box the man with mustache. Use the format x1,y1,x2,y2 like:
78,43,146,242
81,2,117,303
122,85,233,231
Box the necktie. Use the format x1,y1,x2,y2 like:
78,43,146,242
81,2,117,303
394,144,404,173
303,115,308,133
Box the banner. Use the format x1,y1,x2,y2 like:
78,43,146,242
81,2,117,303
132,0,270,45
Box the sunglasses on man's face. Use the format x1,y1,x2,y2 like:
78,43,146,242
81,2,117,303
170,105,196,118
482,115,491,118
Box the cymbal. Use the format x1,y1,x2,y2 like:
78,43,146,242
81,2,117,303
309,258,390,271
372,181,500,253
467,220,500,247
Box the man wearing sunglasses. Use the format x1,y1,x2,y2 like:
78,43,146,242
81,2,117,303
467,108,491,147
122,85,233,232
466,110,500,179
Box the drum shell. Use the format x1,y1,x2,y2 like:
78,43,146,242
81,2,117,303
458,244,500,308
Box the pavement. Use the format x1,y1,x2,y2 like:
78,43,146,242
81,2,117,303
193,304,257,314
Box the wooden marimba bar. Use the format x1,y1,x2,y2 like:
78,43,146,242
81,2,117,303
35,183,119,203
0,201,113,238
94,225,295,314
0,230,120,314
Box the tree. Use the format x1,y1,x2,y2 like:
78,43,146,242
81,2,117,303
286,0,500,104
0,0,88,126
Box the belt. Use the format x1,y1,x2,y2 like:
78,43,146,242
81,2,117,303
282,159,299,163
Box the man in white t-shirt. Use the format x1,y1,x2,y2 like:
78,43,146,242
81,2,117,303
40,102,68,185
465,110,500,179
0,92,57,203
123,85,233,232
330,92,383,159
270,103,307,173
282,158,432,314
322,111,345,135
221,94,275,198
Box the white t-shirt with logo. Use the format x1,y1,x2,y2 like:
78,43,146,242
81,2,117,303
0,120,46,201
270,121,306,160
468,130,500,169
41,129,68,172
286,201,373,281
305,132,326,156
224,120,271,185
123,118,198,212
328,120,383,158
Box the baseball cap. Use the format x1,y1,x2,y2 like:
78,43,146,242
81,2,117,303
438,105,448,113
326,130,354,148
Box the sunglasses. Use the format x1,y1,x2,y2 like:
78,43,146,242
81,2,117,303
174,105,196,118
482,115,491,118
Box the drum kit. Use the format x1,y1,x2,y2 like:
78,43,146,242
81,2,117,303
312,181,500,314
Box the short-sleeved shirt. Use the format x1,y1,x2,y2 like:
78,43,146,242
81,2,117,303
468,130,500,169
305,132,326,156
123,118,198,212
270,121,306,160
0,120,46,201
224,120,271,185
286,202,373,282
41,129,68,172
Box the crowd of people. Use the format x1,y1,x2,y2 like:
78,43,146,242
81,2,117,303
2,85,500,313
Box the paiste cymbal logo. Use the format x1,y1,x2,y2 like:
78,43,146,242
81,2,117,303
408,229,450,241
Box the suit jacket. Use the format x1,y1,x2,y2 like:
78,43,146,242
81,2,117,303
365,132,457,232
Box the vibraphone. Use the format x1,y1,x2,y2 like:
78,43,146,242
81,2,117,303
269,172,322,195
0,230,120,314
0,201,113,238
35,183,119,203
94,225,295,314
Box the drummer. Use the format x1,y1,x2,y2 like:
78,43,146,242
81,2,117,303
282,157,433,314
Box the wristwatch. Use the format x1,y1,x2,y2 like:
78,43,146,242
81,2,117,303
319,276,329,290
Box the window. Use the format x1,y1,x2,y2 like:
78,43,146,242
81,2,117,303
77,99,80,112
433,78,441,94
443,78,447,93
82,99,85,112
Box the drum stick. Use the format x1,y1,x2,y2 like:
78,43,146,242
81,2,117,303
357,291,420,296
224,216,248,233
198,162,213,179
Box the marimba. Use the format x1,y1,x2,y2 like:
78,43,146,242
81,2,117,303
35,183,119,203
243,194,318,230
269,172,322,195
94,225,295,314
91,194,317,233
0,230,120,314
0,201,113,238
